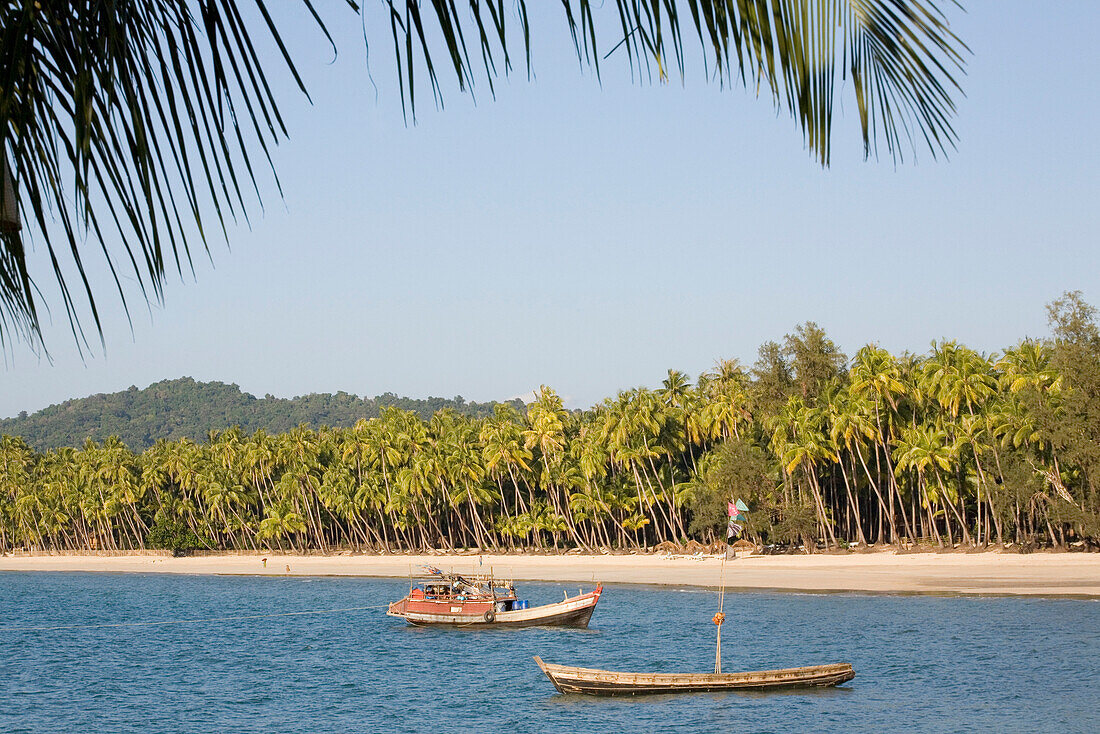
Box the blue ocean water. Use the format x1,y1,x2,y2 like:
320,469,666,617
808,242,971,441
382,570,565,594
1,572,1097,733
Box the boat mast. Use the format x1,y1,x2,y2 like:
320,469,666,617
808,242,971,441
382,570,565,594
714,547,726,674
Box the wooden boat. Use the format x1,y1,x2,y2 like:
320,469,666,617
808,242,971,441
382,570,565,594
532,498,857,696
534,657,855,696
387,566,602,628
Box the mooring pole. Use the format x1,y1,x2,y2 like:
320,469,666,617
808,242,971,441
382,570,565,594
714,620,723,674
714,546,727,674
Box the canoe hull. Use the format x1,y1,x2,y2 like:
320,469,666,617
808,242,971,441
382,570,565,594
388,586,601,628
534,657,854,696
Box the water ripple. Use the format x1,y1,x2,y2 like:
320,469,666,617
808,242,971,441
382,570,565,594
1,572,1098,733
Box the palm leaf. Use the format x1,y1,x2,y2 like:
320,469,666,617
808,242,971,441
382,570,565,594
385,1,965,164
0,1,350,348
0,1,965,348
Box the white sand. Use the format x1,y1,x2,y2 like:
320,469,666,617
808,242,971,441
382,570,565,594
3,551,1099,597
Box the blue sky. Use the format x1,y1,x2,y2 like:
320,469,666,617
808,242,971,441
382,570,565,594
4,2,1099,418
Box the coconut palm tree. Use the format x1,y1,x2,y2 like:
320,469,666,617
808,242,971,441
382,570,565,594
16,307,1100,551
258,503,308,552
849,344,916,543
822,384,870,545
660,370,692,408
525,386,584,545
922,342,997,542
480,405,533,522
775,396,837,548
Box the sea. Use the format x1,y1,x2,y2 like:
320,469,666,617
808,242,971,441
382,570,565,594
1,572,1097,733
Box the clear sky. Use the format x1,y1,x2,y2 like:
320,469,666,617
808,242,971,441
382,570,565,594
4,2,1099,418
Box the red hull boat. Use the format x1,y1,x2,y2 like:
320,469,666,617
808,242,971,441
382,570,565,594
387,567,602,628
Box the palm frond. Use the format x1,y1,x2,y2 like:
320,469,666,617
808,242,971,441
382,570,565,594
1,1,346,348
0,1,965,348
387,1,965,162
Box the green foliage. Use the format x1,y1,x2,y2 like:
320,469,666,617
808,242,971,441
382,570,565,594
146,516,202,555
688,439,773,540
771,501,820,547
3,296,1100,554
1034,291,1100,532
784,322,847,405
0,378,522,451
751,341,794,417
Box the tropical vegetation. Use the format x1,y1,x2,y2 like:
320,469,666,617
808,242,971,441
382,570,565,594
4,293,1099,555
0,378,521,451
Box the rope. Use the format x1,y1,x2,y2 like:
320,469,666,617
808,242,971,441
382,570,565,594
715,545,727,674
718,548,727,614
0,604,391,633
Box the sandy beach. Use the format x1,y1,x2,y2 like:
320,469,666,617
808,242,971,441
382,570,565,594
2,550,1099,598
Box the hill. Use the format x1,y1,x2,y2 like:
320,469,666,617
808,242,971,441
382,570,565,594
0,378,523,451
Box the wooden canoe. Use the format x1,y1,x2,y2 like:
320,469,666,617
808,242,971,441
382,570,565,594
533,656,854,696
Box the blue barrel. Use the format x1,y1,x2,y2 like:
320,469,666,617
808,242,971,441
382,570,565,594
514,600,528,610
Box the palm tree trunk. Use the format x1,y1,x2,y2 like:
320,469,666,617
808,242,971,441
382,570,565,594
631,464,668,544
804,462,836,548
854,443,901,543
838,456,867,545
934,472,971,544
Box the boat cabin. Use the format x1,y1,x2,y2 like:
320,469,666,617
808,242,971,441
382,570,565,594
387,567,601,627
401,567,524,613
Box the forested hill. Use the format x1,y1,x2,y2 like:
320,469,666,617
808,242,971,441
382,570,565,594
0,378,522,451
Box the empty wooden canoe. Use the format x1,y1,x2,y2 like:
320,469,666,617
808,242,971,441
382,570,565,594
533,656,855,696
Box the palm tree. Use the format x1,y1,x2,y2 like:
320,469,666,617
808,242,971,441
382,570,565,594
822,384,870,545
701,376,752,442
0,435,37,550
480,405,534,522
258,503,307,552
525,386,583,546
923,341,995,543
849,345,914,543
924,341,997,420
9,332,1100,551
997,341,1073,501
893,422,973,546
1,1,966,346
775,396,837,548
440,424,496,550
660,370,692,409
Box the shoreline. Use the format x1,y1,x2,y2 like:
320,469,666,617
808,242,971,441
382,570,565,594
3,550,1100,598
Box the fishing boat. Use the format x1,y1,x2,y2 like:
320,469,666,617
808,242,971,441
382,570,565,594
534,657,855,696
387,566,602,628
532,497,856,696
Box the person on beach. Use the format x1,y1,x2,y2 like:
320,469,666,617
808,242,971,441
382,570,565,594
262,558,267,568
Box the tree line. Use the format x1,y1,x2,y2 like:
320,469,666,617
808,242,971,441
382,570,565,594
0,378,520,452
3,293,1099,554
